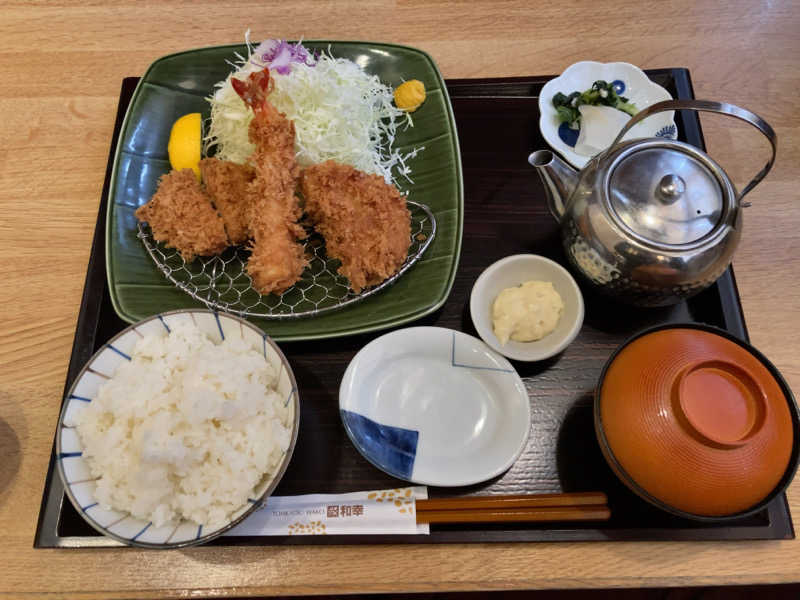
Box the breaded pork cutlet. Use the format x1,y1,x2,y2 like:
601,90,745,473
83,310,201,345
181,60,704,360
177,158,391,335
135,168,228,262
300,160,411,293
199,158,255,245
232,69,307,295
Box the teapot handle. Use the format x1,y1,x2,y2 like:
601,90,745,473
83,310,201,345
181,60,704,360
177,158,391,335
608,99,777,204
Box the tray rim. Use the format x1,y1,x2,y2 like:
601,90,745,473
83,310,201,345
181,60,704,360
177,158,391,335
104,40,465,341
35,70,794,549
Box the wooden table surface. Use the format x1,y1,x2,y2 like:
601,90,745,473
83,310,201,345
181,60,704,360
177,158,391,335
2,0,799,597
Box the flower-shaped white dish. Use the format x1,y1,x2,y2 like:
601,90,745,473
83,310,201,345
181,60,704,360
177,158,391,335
56,309,299,548
470,255,584,362
339,327,530,486
539,61,676,168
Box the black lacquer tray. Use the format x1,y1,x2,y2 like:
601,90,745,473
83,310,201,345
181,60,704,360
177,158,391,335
35,70,794,547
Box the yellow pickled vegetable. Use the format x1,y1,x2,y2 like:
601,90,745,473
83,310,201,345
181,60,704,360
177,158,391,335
167,113,202,179
394,79,426,112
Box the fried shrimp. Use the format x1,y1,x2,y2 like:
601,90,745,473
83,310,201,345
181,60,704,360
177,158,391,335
232,69,306,295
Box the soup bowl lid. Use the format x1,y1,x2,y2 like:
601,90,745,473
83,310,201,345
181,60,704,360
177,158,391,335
596,325,798,519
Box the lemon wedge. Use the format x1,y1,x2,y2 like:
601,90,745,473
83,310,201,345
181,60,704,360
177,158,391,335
394,80,426,112
167,113,202,178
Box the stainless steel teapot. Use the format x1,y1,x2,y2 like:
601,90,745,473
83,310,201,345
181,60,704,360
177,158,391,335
529,99,776,307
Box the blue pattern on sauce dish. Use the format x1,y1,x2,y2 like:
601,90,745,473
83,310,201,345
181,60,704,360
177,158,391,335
340,410,419,480
450,331,515,372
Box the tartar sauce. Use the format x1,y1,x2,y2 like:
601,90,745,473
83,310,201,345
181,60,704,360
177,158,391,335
492,281,564,345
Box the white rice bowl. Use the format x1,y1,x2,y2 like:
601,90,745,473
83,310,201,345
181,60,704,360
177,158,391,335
63,317,295,531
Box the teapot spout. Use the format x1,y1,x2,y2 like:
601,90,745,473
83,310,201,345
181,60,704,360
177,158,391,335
528,150,578,222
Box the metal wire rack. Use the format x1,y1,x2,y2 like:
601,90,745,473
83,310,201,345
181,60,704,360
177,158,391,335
137,200,436,319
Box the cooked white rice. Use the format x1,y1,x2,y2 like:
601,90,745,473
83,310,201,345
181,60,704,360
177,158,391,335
65,320,292,528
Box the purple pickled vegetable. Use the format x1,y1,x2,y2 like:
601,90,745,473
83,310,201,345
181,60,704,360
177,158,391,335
251,39,316,74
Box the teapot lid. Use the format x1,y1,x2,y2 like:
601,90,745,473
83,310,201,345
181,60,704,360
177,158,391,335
606,142,734,246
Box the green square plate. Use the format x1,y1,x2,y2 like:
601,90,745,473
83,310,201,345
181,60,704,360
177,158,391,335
106,41,463,341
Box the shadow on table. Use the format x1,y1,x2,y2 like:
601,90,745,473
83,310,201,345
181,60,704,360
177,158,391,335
0,393,23,509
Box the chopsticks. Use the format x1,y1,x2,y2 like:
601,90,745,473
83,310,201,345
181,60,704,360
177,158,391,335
415,492,610,524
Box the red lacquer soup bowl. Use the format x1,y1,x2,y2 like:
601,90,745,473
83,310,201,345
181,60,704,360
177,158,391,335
595,324,799,521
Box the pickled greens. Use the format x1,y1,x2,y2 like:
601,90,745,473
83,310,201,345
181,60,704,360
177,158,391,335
552,80,638,129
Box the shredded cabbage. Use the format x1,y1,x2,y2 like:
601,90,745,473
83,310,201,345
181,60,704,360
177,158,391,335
204,37,422,186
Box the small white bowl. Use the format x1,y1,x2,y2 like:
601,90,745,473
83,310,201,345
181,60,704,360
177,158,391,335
56,309,299,548
539,61,676,168
470,255,584,362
